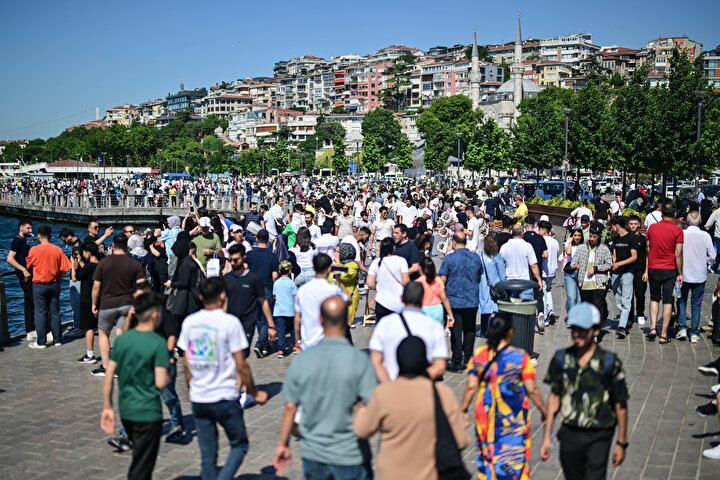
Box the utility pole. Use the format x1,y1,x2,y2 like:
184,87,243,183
456,132,461,185
563,108,570,198
694,91,705,188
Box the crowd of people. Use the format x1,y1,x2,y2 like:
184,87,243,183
6,173,720,479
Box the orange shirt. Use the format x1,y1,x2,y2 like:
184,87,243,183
26,243,71,283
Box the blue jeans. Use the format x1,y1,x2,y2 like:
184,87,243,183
256,286,273,351
192,400,249,480
302,459,369,480
611,272,634,328
543,276,555,315
69,281,81,331
677,281,705,337
564,272,580,316
713,237,720,270
159,362,183,429
33,282,61,345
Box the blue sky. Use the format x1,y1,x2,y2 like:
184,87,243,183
0,0,717,140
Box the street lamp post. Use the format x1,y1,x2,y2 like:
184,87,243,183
563,108,570,199
694,91,705,188
456,132,461,185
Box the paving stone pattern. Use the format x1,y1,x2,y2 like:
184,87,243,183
1,280,720,479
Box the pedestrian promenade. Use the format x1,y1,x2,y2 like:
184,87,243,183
1,285,719,480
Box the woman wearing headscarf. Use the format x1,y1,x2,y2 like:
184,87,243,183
354,336,469,479
460,314,546,480
167,234,204,321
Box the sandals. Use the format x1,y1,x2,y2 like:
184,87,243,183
646,329,657,341
659,335,669,345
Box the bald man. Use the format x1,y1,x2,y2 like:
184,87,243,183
275,294,377,477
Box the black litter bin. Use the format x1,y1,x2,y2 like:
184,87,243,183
493,279,538,355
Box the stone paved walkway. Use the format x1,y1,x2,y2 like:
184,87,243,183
2,279,720,480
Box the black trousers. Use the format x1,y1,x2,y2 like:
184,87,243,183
630,272,646,319
580,289,607,323
240,317,257,358
450,307,477,367
18,275,35,334
558,426,614,480
122,419,163,480
374,302,393,323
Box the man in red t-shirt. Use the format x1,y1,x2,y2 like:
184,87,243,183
644,202,683,344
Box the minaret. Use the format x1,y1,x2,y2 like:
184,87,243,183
470,29,481,109
511,14,524,107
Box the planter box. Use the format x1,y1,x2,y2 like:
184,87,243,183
527,204,573,226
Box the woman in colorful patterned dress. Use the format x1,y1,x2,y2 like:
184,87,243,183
460,314,547,480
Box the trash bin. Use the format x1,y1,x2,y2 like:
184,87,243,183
494,280,538,355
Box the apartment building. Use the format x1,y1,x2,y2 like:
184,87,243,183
137,99,166,125
536,61,574,87
704,49,720,88
409,59,504,108
166,86,208,115
539,33,600,67
599,46,640,77
105,105,137,126
276,71,334,112
227,107,305,148
488,40,540,64
643,37,703,75
198,92,253,118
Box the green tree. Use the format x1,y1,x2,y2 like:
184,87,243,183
465,118,510,173
269,139,290,172
360,135,384,172
0,142,25,163
316,120,347,171
416,95,480,172
361,109,413,171
567,82,612,173
381,53,416,111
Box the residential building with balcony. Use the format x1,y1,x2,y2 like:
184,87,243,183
488,40,540,65
536,61,574,87
227,107,304,148
704,49,720,88
198,92,253,118
539,33,600,67
281,55,329,77
137,99,166,125
105,105,137,126
325,113,366,153
166,87,208,115
276,71,334,113
411,59,504,108
643,37,703,76
599,46,640,77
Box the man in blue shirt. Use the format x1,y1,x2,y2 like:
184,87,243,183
274,296,376,479
438,231,483,372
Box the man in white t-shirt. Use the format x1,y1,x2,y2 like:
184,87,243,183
177,277,268,479
335,204,356,239
304,211,322,241
369,206,395,255
645,205,662,229
227,225,252,253
499,225,543,292
294,254,347,350
396,197,417,229
368,282,447,382
538,220,560,326
342,226,371,267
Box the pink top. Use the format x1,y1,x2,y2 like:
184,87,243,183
419,275,445,307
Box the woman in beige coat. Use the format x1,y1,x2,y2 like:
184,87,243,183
354,335,469,479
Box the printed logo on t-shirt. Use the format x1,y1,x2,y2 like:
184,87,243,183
187,326,219,367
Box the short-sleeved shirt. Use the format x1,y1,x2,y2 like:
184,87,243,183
544,345,629,430
631,233,647,273
368,309,448,380
611,232,636,275
282,338,377,466
336,215,356,239
500,238,537,281
419,275,445,306
177,309,249,403
295,278,346,349
273,276,297,317
93,254,145,309
192,234,222,269
646,219,683,270
438,248,483,309
223,270,266,322
523,231,547,269
368,255,409,313
245,246,279,289
394,240,421,269
9,235,30,274
26,243,71,283
111,329,169,423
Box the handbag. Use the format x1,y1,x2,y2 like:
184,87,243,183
479,254,500,303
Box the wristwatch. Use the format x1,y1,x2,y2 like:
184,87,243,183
616,441,629,449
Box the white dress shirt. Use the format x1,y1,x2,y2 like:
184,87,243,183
682,226,716,283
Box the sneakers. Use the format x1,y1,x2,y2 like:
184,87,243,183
711,384,720,395
698,362,720,376
165,425,186,443
547,312,557,326
292,345,301,354
537,313,546,333
703,444,720,460
253,347,267,359
26,331,37,341
108,437,133,453
690,334,700,344
277,351,285,359
28,341,47,349
696,402,718,417
91,366,106,377
637,316,646,326
616,328,627,339
78,354,97,363
676,329,688,341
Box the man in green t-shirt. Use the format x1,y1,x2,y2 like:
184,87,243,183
192,217,222,270
101,291,169,480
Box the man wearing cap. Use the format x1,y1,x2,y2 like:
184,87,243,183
570,222,612,323
227,225,252,253
541,302,629,480
192,217,222,271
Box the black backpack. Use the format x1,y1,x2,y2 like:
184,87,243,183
711,298,720,347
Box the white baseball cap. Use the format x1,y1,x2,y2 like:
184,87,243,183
199,217,212,228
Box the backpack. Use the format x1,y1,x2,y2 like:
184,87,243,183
711,298,720,347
